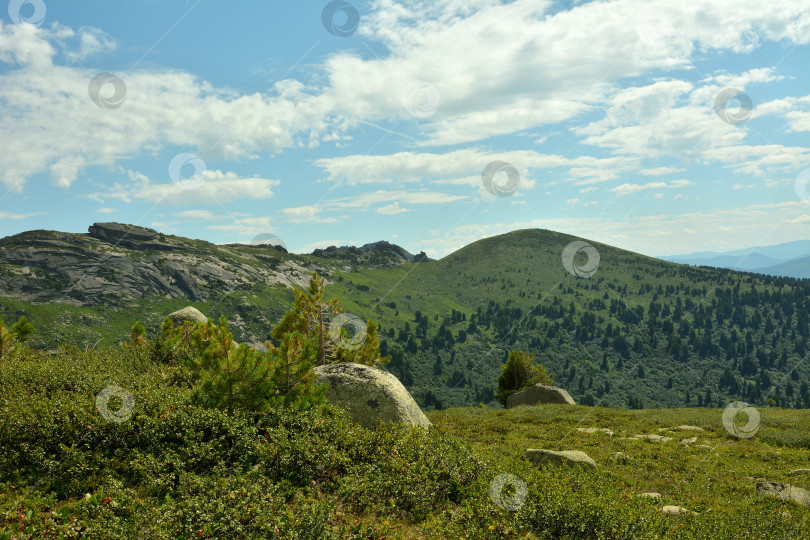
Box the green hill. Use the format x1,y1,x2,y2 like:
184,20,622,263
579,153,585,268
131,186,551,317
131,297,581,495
1,225,809,412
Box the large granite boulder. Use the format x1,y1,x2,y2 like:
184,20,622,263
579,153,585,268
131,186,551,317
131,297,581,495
166,306,208,327
507,383,576,408
313,363,431,430
525,449,596,469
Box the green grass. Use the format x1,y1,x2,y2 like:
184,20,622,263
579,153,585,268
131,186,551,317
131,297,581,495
1,345,809,538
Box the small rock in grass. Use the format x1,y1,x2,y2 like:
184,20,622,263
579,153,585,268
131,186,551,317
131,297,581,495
681,436,698,444
526,449,597,470
661,505,696,516
676,425,705,432
789,469,810,476
641,492,662,499
577,427,613,436
635,434,673,443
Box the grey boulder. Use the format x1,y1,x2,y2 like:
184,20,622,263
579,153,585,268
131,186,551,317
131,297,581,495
507,383,576,408
314,362,431,430
166,306,208,327
756,481,810,506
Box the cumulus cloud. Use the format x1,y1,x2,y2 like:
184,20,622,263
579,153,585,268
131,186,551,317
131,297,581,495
90,170,280,205
3,0,809,194
0,20,326,191
610,179,694,194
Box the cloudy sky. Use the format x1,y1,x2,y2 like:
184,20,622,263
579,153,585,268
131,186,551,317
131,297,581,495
1,0,808,258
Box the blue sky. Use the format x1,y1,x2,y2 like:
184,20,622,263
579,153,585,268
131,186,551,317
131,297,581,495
0,0,808,258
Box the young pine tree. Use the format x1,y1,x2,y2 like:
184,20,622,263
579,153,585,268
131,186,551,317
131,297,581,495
190,316,277,416
273,272,341,365
272,272,389,367
494,350,554,407
267,331,326,410
0,315,34,359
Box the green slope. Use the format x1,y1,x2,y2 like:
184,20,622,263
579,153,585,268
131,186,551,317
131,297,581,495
324,229,810,411
2,227,809,412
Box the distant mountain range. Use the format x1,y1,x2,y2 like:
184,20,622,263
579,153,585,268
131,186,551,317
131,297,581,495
660,240,810,278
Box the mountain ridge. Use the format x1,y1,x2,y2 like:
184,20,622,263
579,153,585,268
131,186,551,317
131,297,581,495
1,223,808,411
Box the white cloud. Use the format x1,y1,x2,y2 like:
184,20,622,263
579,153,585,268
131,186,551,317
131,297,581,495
3,0,810,194
177,210,215,220
326,0,810,146
206,216,275,237
96,207,115,213
638,166,686,176
0,21,327,191
375,202,410,214
610,179,693,194
281,205,338,223
92,170,279,205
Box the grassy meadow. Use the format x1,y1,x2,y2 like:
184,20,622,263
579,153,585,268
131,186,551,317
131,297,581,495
1,343,809,539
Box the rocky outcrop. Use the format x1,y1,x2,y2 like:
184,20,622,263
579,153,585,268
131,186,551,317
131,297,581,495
525,449,596,469
311,240,432,265
313,362,431,430
507,384,576,408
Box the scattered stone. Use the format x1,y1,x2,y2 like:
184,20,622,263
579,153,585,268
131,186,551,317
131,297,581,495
166,306,208,327
634,434,673,443
789,469,810,476
676,425,705,432
577,427,614,436
313,362,431,430
756,481,810,506
681,437,698,444
661,505,696,516
641,492,662,499
525,449,597,470
507,384,576,407
698,444,714,449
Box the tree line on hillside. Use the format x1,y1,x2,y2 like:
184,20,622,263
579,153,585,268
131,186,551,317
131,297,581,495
379,271,810,411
